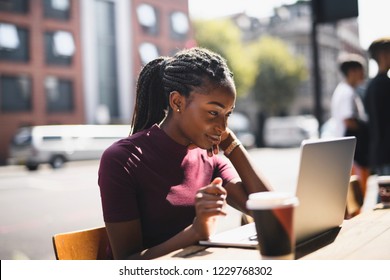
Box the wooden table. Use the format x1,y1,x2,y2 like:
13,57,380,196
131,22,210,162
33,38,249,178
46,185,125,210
158,205,390,260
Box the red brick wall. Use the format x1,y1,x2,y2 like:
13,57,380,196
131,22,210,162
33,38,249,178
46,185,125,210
0,0,84,164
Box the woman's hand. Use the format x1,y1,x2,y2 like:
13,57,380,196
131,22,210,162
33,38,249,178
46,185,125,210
193,177,227,239
218,128,236,151
187,128,238,157
206,128,236,157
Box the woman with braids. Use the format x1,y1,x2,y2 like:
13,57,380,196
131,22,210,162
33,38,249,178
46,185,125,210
98,47,272,259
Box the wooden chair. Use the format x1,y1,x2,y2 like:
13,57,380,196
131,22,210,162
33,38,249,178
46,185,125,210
52,226,110,260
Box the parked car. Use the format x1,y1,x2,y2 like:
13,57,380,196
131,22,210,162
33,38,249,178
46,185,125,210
263,115,319,147
8,124,130,171
228,112,256,148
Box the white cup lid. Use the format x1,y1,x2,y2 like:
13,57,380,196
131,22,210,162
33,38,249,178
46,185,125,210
377,176,390,184
246,191,299,210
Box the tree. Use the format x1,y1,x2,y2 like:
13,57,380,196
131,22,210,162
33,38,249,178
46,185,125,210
193,20,307,115
193,19,256,97
250,36,308,116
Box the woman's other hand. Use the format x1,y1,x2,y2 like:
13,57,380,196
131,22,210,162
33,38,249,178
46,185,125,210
193,177,227,239
206,128,237,157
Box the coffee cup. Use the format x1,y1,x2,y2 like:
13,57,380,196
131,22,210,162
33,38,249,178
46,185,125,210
377,176,390,207
246,191,299,260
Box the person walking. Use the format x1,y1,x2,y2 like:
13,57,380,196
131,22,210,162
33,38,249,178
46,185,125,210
330,53,369,217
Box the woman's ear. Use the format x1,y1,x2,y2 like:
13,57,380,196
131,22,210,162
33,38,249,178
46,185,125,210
169,91,184,112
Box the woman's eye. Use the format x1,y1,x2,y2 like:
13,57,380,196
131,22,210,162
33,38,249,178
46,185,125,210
209,111,218,116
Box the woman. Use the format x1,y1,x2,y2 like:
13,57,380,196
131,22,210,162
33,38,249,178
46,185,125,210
98,47,271,259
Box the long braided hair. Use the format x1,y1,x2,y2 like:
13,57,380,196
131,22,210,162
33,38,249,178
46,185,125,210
130,47,234,134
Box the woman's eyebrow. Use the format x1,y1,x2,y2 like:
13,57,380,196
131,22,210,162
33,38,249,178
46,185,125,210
207,101,235,110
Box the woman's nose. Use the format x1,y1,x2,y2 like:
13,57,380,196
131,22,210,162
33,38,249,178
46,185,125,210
216,116,228,133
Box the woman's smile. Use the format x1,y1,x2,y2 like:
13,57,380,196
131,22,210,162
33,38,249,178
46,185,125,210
206,134,221,146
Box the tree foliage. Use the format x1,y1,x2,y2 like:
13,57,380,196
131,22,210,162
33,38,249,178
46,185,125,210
250,36,307,115
193,20,307,115
193,19,256,96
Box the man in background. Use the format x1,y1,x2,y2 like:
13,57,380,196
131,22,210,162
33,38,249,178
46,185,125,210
331,53,369,217
364,37,390,179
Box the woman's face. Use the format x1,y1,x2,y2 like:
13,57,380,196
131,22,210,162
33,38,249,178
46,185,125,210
174,82,236,150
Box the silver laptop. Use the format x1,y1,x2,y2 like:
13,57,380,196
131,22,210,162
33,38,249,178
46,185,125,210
200,136,356,248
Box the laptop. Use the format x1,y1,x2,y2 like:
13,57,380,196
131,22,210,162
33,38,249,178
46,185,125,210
199,136,356,249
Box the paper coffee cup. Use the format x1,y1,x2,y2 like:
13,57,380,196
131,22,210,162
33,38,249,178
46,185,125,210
377,176,390,206
247,191,299,260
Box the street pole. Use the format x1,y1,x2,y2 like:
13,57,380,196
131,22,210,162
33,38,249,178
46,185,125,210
310,0,359,130
310,1,323,129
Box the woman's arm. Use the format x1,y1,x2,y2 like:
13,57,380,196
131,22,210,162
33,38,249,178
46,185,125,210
218,130,273,214
106,219,201,260
106,178,227,260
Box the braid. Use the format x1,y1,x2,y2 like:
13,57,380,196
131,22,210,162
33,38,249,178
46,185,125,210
131,57,169,134
163,48,234,97
130,47,234,134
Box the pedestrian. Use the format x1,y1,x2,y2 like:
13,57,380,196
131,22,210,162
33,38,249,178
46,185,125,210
330,53,369,217
98,47,272,259
364,37,390,177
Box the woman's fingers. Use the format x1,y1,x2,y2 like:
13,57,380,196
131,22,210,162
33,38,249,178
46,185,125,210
202,202,227,216
198,177,226,196
195,182,227,217
193,178,228,239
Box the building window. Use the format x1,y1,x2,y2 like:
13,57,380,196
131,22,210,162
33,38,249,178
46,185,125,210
0,0,29,14
0,23,29,62
95,0,119,118
0,75,31,112
139,42,159,65
45,76,73,112
169,11,189,40
44,30,75,65
43,0,71,20
136,4,159,36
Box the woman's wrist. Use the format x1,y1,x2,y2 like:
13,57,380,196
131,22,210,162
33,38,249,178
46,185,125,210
191,218,207,241
219,133,241,157
223,139,241,157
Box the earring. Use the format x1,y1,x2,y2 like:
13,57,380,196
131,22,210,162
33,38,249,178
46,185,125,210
176,108,180,112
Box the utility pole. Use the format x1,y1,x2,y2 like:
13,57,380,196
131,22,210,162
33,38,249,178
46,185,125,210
310,3,322,127
310,0,359,130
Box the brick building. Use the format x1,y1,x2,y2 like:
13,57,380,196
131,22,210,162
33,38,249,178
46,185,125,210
0,0,193,165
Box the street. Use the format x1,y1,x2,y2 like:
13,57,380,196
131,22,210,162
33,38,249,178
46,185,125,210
0,148,378,260
0,160,103,260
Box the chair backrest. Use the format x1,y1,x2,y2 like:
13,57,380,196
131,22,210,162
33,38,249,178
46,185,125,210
52,226,110,260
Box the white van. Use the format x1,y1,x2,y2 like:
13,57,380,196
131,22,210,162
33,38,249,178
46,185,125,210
8,124,130,170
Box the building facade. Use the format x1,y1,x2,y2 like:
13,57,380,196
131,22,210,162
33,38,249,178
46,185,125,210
0,0,193,165
231,1,365,138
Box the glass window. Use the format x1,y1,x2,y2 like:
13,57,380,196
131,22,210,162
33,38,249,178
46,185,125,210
170,11,189,40
136,4,159,35
44,30,74,65
0,23,29,62
0,75,31,112
0,23,19,49
45,76,73,112
95,0,119,118
139,42,159,65
43,0,71,20
0,0,29,14
53,31,75,56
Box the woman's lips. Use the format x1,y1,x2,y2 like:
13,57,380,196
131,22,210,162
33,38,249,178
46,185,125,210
207,134,221,145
